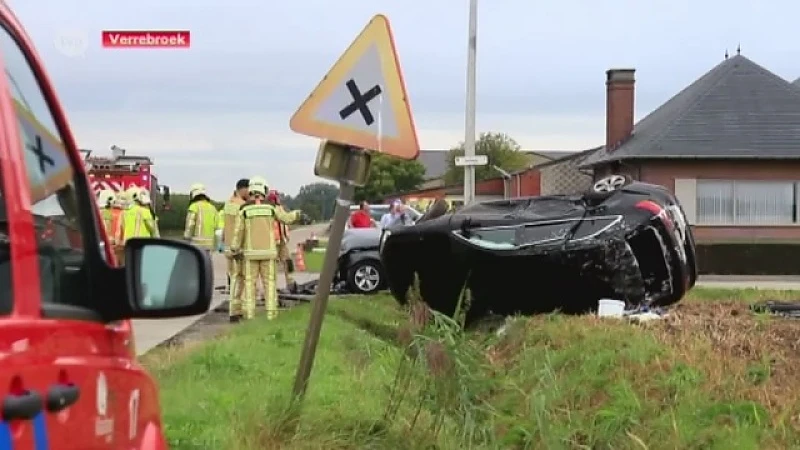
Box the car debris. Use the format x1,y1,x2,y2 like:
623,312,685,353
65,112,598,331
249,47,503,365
380,175,698,325
751,301,800,318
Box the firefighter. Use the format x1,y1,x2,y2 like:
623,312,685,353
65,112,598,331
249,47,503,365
217,179,250,322
111,191,129,264
119,189,159,250
109,192,126,265
184,183,218,253
267,189,296,290
230,177,302,320
96,189,116,235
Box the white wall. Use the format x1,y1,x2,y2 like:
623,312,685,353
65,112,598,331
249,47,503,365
673,178,697,224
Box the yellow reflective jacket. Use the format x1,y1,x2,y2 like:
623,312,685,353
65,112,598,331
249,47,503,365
230,202,300,260
121,204,158,242
184,199,219,249
100,207,114,237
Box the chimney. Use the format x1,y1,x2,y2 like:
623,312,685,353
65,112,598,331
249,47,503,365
605,68,635,152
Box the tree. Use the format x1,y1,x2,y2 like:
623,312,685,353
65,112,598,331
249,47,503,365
157,193,224,232
444,132,530,184
293,182,339,221
354,154,425,203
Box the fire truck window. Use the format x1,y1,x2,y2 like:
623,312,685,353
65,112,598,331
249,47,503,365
1,28,88,309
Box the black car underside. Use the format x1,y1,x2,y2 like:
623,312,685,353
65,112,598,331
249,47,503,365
385,195,684,324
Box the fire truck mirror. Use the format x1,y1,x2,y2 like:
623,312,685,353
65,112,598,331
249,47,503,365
162,186,171,203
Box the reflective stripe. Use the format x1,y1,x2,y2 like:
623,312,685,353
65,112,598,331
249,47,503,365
243,249,278,258
195,205,204,236
244,207,274,218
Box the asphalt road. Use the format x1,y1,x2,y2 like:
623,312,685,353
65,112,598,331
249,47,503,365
133,223,329,355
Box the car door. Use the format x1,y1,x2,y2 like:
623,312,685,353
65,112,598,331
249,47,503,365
0,13,146,449
0,36,45,450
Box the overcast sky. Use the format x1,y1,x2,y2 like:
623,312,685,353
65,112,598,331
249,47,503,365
9,0,800,198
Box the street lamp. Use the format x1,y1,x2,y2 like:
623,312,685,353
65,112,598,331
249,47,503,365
463,0,478,205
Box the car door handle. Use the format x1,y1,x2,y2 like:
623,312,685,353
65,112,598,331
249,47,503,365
45,384,80,412
2,390,43,420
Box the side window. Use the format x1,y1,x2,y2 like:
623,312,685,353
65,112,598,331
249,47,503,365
0,27,88,308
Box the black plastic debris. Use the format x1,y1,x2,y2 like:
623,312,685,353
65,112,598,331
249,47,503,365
751,301,800,318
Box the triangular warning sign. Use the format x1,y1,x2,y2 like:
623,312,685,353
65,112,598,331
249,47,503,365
289,14,420,160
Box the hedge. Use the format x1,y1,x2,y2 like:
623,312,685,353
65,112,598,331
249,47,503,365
697,243,800,275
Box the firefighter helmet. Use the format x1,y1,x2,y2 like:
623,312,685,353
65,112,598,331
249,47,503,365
97,189,115,207
113,191,128,208
189,183,207,200
126,186,141,202
248,177,267,196
138,190,152,205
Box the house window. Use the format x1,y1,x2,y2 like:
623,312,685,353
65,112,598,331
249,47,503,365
697,180,797,225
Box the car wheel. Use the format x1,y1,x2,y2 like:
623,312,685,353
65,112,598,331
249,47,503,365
585,174,631,204
346,260,385,295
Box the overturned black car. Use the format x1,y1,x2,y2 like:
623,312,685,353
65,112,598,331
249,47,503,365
379,175,697,324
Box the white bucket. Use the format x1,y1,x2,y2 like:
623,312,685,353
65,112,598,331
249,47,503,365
597,299,625,317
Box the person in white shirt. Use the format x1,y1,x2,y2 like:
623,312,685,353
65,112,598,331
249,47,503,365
380,200,410,228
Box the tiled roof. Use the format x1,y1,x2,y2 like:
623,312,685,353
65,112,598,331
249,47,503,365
417,150,449,180
582,55,800,167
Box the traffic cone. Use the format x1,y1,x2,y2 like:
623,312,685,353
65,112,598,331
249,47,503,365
294,244,306,272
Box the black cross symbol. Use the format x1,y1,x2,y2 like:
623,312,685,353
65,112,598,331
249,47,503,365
26,135,54,173
338,79,382,126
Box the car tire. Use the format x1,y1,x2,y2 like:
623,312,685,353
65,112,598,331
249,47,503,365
584,174,632,204
346,260,385,295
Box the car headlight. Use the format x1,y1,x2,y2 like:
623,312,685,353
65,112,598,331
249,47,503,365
379,230,391,254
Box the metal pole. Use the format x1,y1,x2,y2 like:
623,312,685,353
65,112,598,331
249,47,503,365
292,150,358,400
463,0,478,205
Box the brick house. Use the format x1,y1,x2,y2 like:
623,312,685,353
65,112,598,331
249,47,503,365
407,150,579,202
581,55,800,242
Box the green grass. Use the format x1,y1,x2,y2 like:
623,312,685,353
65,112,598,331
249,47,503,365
302,250,325,272
146,286,800,449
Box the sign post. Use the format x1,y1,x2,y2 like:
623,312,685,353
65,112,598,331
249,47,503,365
463,0,479,205
288,14,420,402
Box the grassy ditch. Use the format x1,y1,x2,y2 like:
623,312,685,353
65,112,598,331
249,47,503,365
302,250,325,273
145,286,800,449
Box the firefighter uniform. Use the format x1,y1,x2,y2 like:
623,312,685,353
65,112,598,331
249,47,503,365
111,192,128,265
230,178,302,320
183,183,218,252
267,190,295,288
97,189,116,236
119,189,159,246
218,191,246,319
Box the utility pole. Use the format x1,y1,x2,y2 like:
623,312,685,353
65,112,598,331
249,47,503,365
463,0,478,205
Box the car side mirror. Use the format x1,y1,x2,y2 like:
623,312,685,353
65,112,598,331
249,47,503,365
124,238,213,318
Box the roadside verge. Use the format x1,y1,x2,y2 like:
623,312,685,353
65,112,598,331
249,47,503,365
144,287,800,449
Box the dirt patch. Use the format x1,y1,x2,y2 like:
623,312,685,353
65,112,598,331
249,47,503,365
652,300,800,420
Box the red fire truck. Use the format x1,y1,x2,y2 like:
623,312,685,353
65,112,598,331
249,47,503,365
82,145,171,209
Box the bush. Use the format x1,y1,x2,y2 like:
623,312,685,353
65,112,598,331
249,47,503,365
697,243,800,275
